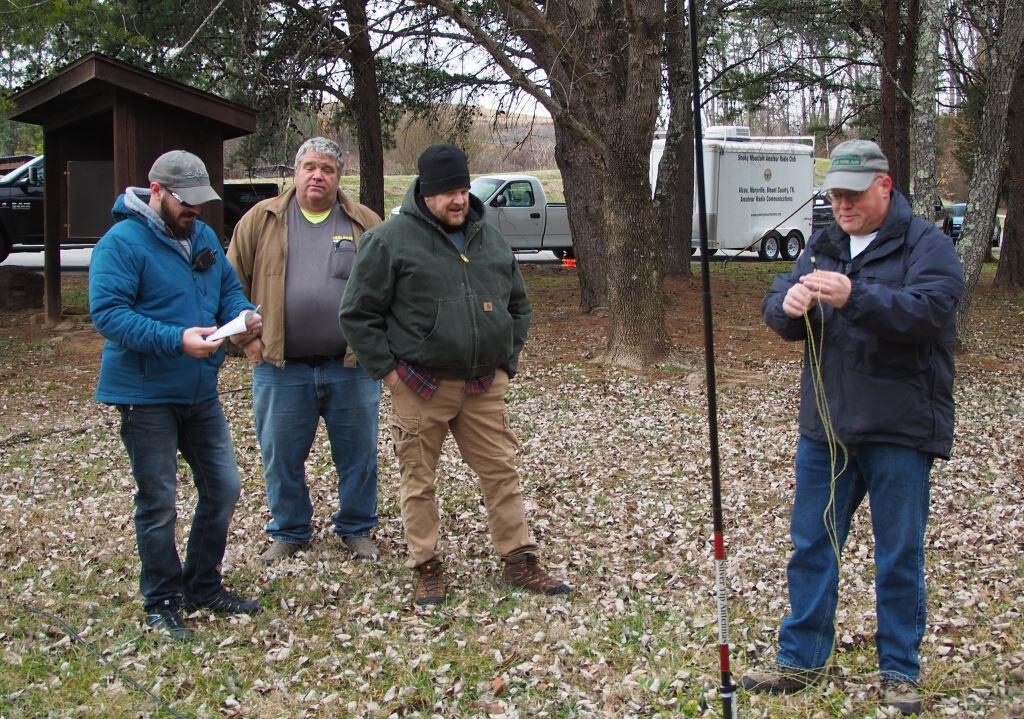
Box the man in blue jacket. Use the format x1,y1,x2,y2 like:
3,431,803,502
90,151,263,641
743,140,965,715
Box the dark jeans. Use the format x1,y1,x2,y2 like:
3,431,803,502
252,360,380,544
776,436,933,683
118,399,241,612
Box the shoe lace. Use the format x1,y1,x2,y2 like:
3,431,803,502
511,556,560,589
208,590,246,612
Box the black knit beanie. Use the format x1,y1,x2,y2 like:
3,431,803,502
417,144,470,196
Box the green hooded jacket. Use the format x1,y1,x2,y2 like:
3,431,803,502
339,180,532,380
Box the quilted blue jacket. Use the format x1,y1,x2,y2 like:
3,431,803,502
90,190,253,405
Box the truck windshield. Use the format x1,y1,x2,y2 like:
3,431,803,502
0,157,39,185
470,177,503,202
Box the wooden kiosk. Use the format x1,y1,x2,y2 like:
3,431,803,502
7,53,257,324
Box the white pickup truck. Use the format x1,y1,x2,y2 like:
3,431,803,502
469,174,572,258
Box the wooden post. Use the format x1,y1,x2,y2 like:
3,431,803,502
43,143,61,325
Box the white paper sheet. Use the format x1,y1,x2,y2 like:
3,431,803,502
206,314,249,341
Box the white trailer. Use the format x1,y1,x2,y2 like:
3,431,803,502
651,128,815,260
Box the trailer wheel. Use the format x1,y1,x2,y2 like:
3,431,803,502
782,231,803,261
758,232,783,261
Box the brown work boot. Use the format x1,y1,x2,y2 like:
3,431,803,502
502,554,572,595
258,540,304,565
880,679,923,716
414,559,446,606
741,665,827,694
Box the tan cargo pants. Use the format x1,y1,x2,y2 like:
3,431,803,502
388,369,538,567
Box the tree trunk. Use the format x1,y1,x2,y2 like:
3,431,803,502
553,121,608,311
342,0,385,218
601,147,671,367
956,6,1024,340
995,54,1024,289
424,0,671,365
879,0,918,196
654,0,694,278
910,0,942,222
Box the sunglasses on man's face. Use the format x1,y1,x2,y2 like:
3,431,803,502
169,190,198,209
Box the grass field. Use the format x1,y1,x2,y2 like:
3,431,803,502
0,262,1021,718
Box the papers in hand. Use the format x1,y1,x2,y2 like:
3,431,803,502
206,314,250,341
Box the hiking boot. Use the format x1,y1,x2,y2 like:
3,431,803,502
741,665,826,694
342,535,380,561
185,588,262,615
258,540,304,565
414,559,446,606
145,607,193,642
502,554,572,595
881,680,923,716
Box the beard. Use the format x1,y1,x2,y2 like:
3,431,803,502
160,195,197,238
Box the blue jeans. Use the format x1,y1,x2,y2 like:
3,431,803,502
118,399,241,612
252,360,380,544
776,436,933,683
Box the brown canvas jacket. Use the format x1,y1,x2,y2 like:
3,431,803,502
227,187,382,367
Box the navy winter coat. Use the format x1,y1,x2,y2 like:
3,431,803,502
90,190,253,405
762,191,965,458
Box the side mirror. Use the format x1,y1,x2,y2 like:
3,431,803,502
27,166,41,186
492,194,507,207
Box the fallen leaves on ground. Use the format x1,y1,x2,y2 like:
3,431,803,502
0,265,1021,718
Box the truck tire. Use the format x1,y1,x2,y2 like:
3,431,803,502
758,232,782,261
0,232,10,263
782,231,803,261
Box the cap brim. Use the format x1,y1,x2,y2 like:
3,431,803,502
822,171,876,192
172,185,221,205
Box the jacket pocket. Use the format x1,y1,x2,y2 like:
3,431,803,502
474,298,514,367
845,324,930,378
416,297,474,368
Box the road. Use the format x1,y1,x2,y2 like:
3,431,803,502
1,247,763,274
1,248,93,273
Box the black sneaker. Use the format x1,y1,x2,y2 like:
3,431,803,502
185,588,261,615
145,607,194,641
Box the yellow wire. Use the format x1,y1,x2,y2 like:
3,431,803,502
801,260,848,671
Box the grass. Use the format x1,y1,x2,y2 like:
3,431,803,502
0,262,1021,718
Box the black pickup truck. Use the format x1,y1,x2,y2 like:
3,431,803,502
0,155,278,262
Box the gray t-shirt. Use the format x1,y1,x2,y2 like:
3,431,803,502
283,199,355,357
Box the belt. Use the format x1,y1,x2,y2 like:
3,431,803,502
285,355,343,366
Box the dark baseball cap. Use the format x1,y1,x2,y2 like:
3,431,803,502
822,140,890,192
148,150,221,205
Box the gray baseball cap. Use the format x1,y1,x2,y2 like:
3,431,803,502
822,140,889,192
148,150,221,205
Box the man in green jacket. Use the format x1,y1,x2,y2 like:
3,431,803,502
340,144,572,606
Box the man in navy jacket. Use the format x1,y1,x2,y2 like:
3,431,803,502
90,151,263,640
744,140,964,716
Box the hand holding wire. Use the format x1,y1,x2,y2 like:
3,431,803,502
799,269,851,309
783,283,817,318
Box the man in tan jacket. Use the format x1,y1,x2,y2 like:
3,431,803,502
228,137,383,564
